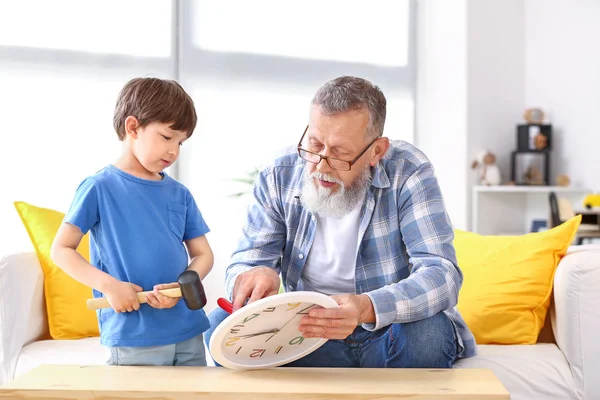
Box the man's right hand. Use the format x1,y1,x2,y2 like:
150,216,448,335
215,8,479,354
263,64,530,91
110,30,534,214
232,267,280,312
104,280,144,313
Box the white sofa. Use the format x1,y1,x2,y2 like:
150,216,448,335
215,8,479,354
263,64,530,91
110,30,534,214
1,246,600,399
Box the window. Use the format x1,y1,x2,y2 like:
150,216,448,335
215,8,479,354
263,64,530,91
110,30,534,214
193,0,410,67
1,1,416,306
0,0,171,57
179,1,416,300
0,0,174,252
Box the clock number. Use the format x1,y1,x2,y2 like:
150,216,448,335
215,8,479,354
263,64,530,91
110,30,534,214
242,313,260,323
226,337,240,346
250,349,266,358
289,336,305,345
296,304,316,315
263,307,276,312
230,324,244,334
286,302,301,311
274,346,283,354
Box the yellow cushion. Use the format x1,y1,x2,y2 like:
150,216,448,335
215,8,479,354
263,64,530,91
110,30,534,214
455,215,581,345
14,201,99,339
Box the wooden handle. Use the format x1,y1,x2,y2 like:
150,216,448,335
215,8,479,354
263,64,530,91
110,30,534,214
86,288,182,310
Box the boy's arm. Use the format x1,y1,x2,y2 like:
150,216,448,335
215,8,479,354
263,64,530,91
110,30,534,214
184,235,213,280
51,222,143,313
50,222,117,293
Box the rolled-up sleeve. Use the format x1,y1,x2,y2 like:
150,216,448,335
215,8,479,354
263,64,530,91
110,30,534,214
363,163,462,330
225,168,287,298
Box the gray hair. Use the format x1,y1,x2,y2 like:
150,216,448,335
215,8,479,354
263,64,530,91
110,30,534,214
311,76,387,139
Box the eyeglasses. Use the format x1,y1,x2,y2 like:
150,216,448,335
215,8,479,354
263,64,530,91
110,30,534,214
297,125,378,171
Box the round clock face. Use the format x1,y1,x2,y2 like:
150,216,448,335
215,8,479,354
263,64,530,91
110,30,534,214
209,291,338,370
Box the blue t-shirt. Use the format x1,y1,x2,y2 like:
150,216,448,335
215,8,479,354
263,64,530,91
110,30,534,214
64,165,211,347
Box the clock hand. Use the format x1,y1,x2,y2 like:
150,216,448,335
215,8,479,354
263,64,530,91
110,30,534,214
270,304,317,341
265,331,279,342
232,329,280,339
266,308,311,341
265,310,308,342
278,309,304,332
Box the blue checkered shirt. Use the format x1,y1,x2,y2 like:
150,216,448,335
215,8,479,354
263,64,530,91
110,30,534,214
225,140,477,359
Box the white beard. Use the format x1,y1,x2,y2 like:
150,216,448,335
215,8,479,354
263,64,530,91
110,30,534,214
300,168,371,219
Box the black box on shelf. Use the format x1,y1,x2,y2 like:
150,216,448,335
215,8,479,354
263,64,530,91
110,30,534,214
511,151,550,186
517,124,552,152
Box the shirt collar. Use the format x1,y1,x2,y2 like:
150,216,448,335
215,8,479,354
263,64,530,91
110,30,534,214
370,161,390,189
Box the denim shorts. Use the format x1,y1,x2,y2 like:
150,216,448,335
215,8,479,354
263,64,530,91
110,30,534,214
107,333,206,366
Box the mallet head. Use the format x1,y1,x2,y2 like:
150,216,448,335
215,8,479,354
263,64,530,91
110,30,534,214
177,270,207,310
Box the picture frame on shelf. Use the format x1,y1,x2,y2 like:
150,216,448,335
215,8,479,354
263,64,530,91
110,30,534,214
517,124,552,152
511,151,549,186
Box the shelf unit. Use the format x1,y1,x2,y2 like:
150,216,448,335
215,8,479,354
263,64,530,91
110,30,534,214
471,185,591,235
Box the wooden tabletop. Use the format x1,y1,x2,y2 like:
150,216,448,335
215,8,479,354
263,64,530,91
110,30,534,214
0,364,510,399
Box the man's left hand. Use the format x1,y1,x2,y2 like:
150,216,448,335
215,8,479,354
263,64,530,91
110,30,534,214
298,294,373,340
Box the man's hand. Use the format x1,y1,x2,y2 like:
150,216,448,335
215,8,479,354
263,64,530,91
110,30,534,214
104,280,143,313
298,294,375,340
146,282,180,309
232,267,280,312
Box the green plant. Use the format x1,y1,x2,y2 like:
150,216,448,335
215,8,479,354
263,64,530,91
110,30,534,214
228,167,260,198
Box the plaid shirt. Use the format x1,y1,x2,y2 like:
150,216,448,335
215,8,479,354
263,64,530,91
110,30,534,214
226,140,477,359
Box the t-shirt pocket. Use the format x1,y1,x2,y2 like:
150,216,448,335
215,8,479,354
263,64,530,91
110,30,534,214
168,203,187,240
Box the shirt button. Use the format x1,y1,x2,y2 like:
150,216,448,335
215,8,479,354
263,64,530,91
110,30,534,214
298,253,304,259
288,284,294,291
311,216,316,221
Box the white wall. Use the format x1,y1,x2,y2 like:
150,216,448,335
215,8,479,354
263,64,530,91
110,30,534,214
466,0,526,228
524,0,600,191
416,0,468,229
416,0,525,230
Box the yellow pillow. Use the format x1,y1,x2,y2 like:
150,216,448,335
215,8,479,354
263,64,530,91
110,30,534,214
14,201,99,339
455,215,581,345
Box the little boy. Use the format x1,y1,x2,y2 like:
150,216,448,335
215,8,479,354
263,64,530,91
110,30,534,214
51,77,213,366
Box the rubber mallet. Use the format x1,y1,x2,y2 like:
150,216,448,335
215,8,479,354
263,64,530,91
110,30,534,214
86,270,207,311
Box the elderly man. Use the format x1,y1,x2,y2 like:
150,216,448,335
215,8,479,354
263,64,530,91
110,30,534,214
206,76,476,368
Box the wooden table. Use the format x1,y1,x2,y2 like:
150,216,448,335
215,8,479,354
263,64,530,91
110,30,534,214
0,364,510,399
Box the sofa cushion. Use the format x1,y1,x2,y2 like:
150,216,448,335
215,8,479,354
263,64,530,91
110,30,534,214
14,338,108,379
454,215,581,345
454,344,577,400
13,202,99,340
14,337,215,379
552,244,600,400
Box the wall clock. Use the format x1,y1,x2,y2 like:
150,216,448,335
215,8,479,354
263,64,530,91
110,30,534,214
209,291,338,370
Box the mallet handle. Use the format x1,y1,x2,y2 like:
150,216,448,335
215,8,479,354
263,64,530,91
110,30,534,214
86,288,182,310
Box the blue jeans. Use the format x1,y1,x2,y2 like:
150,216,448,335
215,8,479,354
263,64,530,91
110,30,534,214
204,308,458,368
106,333,206,366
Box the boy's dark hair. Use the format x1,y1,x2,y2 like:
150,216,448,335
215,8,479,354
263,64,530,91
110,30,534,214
113,77,197,140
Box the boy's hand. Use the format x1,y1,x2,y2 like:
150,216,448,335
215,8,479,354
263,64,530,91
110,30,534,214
146,282,180,309
105,281,143,313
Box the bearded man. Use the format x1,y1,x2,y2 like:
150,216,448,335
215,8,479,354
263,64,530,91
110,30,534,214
205,76,476,368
